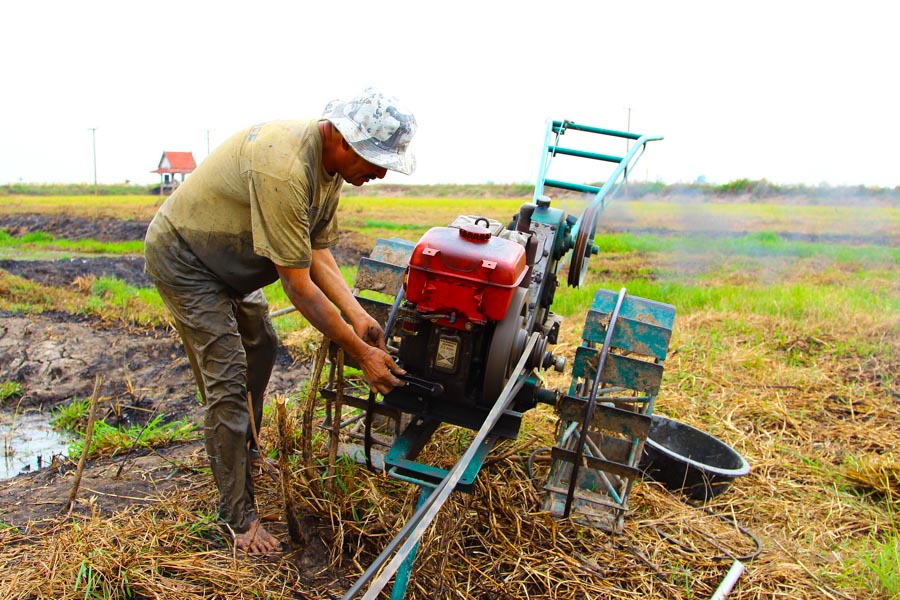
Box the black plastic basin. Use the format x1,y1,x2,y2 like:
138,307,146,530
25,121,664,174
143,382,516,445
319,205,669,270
639,414,750,502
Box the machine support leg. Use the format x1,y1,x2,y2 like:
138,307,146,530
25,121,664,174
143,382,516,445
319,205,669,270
390,487,433,600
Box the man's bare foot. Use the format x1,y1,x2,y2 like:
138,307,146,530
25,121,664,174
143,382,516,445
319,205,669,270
250,454,280,471
249,449,280,482
234,518,282,555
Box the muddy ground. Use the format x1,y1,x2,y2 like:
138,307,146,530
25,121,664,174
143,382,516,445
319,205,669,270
0,214,372,289
0,213,373,528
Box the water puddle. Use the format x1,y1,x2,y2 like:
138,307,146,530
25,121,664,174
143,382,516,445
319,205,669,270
1,410,74,479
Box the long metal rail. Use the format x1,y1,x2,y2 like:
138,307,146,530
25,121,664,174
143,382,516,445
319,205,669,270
342,333,541,600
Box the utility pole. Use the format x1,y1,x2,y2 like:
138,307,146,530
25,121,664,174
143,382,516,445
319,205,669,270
625,107,632,153
89,127,98,195
624,108,632,192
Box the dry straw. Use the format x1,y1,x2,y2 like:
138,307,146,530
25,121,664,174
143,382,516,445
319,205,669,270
1,305,897,599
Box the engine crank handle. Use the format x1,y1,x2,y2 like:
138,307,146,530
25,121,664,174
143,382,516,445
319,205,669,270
398,374,444,397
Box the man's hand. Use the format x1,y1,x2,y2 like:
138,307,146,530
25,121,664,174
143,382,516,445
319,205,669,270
285,252,404,395
357,345,405,395
352,313,388,351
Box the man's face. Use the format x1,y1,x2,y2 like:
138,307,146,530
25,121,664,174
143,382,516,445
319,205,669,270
339,146,388,187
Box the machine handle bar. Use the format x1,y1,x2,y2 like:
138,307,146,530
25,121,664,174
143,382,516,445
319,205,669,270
533,119,664,245
551,120,642,140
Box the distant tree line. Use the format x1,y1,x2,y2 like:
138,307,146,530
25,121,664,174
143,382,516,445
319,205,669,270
339,179,900,204
4,180,899,203
1,182,157,196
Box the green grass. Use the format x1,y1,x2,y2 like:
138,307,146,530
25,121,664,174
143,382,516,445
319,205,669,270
1,183,157,196
613,278,890,318
862,531,900,597
0,271,168,326
84,277,166,321
0,228,143,256
362,219,425,231
840,486,900,599
603,197,900,231
50,396,93,431
595,231,900,264
551,258,900,326
67,414,198,458
0,381,23,403
52,396,198,458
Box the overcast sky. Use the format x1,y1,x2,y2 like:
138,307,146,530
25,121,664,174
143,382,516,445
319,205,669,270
2,1,897,189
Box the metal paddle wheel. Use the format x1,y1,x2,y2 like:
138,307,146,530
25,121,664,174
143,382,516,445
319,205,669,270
543,287,676,532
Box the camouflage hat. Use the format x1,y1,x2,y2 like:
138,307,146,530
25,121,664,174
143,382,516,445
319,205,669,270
322,87,417,175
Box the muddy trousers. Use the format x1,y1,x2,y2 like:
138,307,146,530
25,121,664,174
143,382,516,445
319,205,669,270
152,280,277,534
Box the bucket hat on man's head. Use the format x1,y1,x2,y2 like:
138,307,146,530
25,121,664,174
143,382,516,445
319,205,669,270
322,87,417,175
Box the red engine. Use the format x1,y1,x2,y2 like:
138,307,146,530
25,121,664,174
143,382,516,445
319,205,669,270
404,224,527,329
389,221,531,413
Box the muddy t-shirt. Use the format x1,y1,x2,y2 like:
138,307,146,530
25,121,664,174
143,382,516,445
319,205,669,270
149,120,343,294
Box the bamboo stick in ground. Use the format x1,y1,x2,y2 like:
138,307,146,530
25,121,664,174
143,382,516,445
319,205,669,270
302,335,329,464
65,375,102,516
275,395,303,547
328,349,345,491
246,392,277,482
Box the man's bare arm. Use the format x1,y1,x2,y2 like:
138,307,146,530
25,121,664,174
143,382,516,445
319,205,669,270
276,263,402,394
310,248,387,350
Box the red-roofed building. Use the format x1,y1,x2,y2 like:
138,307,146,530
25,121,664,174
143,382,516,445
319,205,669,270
152,151,197,195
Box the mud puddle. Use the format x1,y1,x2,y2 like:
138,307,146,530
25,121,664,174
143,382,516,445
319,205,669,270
1,409,74,479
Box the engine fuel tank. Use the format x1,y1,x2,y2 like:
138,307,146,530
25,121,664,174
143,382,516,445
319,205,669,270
405,224,527,329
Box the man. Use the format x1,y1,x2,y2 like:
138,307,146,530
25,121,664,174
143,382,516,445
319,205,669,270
144,87,415,554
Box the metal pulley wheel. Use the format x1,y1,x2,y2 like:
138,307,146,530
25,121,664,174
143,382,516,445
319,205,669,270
567,202,601,287
483,288,529,403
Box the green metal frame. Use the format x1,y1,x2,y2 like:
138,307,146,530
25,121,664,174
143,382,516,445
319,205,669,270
532,120,663,252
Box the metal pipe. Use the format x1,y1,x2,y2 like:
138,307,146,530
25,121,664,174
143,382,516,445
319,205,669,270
567,134,661,243
269,306,297,318
551,120,642,140
547,145,623,163
384,286,406,344
389,489,432,600
710,560,745,600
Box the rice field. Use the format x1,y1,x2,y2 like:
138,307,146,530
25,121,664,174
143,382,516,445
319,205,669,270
0,190,898,599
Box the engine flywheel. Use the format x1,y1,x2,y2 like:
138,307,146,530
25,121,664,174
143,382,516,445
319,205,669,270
483,288,529,403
